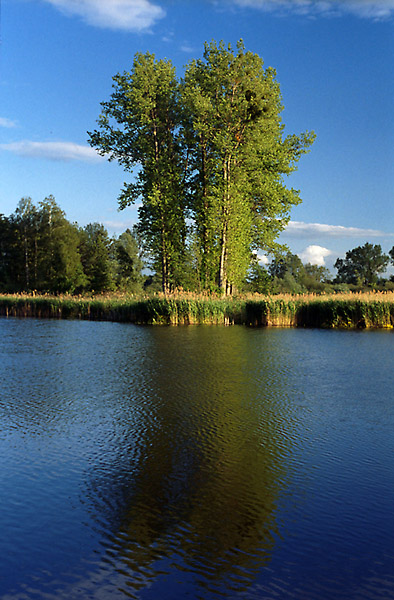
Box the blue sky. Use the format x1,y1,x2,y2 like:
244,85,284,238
1,0,393,273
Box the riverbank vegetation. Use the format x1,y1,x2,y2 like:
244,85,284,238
2,198,394,298
1,291,393,329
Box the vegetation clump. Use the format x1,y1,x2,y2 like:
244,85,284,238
1,291,393,329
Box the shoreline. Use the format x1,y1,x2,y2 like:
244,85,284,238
0,292,393,329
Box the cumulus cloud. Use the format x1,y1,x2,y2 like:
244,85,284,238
42,0,165,31
254,251,270,265
299,244,332,265
0,140,105,162
285,221,390,238
232,0,394,20
0,117,18,128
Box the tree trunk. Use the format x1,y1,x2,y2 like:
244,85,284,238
218,223,227,294
23,231,30,289
218,155,231,296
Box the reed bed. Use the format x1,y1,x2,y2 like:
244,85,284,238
0,291,393,328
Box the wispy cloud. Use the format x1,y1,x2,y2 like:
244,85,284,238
42,0,165,31
0,117,18,128
299,244,332,265
180,43,195,53
232,0,394,20
103,219,137,232
0,140,105,163
285,221,392,238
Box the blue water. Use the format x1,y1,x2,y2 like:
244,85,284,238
0,318,393,599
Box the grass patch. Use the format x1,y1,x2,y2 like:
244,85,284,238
0,291,393,328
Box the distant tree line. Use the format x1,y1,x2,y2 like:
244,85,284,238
248,243,394,295
1,198,393,295
0,196,144,294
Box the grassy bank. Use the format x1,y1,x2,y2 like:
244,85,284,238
1,291,394,328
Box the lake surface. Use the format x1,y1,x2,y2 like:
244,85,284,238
0,318,393,600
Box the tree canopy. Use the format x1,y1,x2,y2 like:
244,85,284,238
88,40,315,294
0,197,144,295
2,196,393,295
334,243,389,286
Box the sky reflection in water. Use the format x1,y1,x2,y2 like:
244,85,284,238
0,319,393,599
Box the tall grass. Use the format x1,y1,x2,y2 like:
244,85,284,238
0,291,393,328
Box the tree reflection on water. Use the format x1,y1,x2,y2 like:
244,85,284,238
84,326,298,598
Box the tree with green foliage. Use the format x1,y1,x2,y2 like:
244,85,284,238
299,263,331,292
89,40,315,295
334,243,389,286
88,52,188,293
182,40,315,294
9,197,39,290
36,196,87,293
0,214,15,291
268,252,331,293
112,228,144,293
269,251,304,293
247,257,272,294
303,263,331,283
269,251,304,280
2,197,87,294
79,223,114,292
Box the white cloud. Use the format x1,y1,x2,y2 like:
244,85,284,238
0,140,105,162
232,0,394,20
180,44,195,53
299,244,332,265
0,117,18,128
253,250,270,265
42,0,165,31
103,219,137,232
285,221,391,238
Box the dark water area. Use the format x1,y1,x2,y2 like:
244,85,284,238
0,318,393,600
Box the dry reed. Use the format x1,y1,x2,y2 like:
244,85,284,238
0,291,393,328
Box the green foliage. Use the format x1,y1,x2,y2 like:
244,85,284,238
111,229,144,293
246,259,272,294
334,243,389,286
89,40,315,295
0,198,147,295
36,196,87,293
0,197,87,294
79,223,114,293
88,52,188,293
0,213,17,291
268,252,331,294
182,40,315,294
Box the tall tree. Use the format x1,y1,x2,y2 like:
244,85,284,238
79,223,114,292
89,41,314,295
334,243,389,286
182,40,315,294
0,214,14,291
112,228,144,293
88,52,187,293
10,197,39,291
36,196,86,293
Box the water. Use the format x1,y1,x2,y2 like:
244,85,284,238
0,318,393,600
